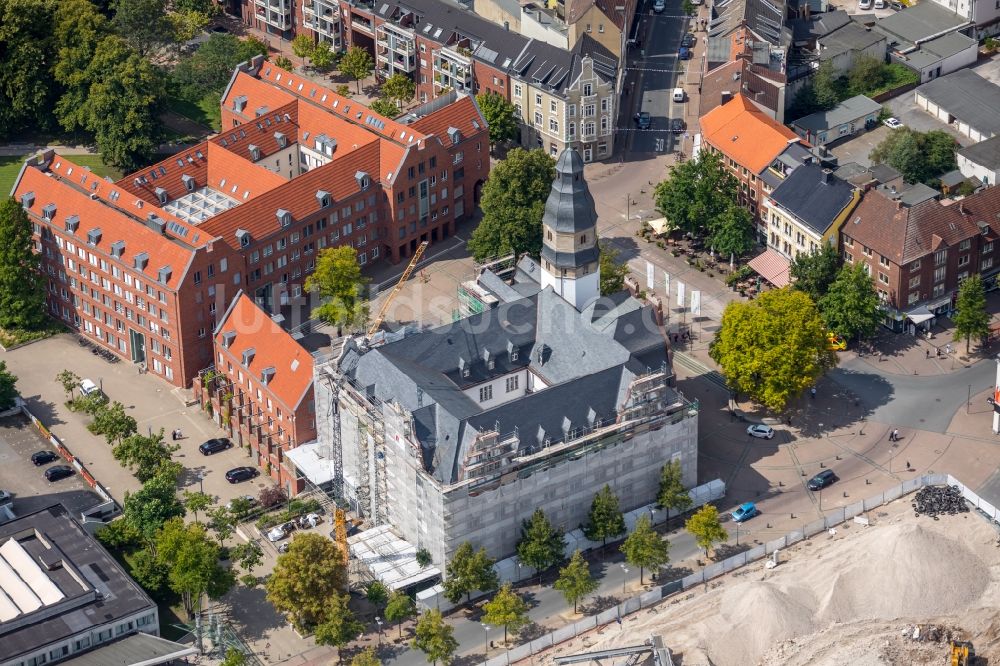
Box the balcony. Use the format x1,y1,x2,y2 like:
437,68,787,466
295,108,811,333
350,13,374,33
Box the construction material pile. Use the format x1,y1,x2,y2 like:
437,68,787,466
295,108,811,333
912,485,970,518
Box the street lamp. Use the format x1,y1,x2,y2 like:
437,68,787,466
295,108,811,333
516,559,524,583
620,564,629,595
375,616,383,646
483,624,490,656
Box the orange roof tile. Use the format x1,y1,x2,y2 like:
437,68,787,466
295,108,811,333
700,93,803,173
204,141,287,202
115,143,211,206
211,100,300,163
16,161,196,289
294,100,381,156
223,70,297,122
216,292,313,411
408,95,486,146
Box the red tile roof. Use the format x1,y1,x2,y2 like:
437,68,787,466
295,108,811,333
701,93,803,173
210,100,300,163
408,95,486,146
216,292,313,411
114,144,212,206
204,141,288,202
16,159,196,289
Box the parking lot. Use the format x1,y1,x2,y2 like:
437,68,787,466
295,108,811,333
0,414,102,518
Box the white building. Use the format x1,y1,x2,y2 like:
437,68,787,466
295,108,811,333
957,136,1000,186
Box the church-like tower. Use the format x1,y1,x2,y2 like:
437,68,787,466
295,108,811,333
539,149,600,310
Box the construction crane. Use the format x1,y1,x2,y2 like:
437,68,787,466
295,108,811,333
367,241,429,338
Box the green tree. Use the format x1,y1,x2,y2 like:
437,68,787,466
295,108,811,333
442,541,498,604
97,518,141,550
291,34,314,65
129,547,168,593
110,0,172,56
79,36,165,171
583,484,626,547
167,9,209,47
207,505,236,545
654,151,738,237
370,98,400,117
266,532,348,629
847,55,887,96
305,246,369,331
123,469,185,546
657,460,691,515
382,72,416,107
340,46,373,93
113,429,179,482
710,288,836,412
416,547,432,568
314,592,364,661
221,648,249,666
366,580,389,609
0,0,58,139
172,35,268,102
685,504,728,557
275,55,294,70
953,273,990,354
482,583,528,644
56,370,82,399
468,148,556,261
156,517,235,617
175,0,215,13
335,83,351,97
53,0,110,134
620,515,669,584
385,589,416,638
227,496,254,520
790,244,841,303
411,609,458,665
182,490,213,523
707,203,755,261
352,646,381,666
88,400,138,444
0,362,17,410
475,91,519,146
818,263,882,345
310,41,336,70
516,508,565,575
870,128,957,184
812,60,842,111
554,549,598,612
0,198,46,331
599,243,629,296
230,541,264,582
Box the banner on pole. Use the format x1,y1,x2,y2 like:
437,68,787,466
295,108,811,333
664,273,671,297
677,281,686,308
646,261,655,290
691,290,702,316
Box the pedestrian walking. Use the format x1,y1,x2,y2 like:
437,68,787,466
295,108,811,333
925,349,930,359
892,429,900,442
810,387,817,399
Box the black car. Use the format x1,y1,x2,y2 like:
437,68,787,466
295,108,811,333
889,1,904,8
671,118,686,134
199,438,233,455
636,112,651,130
31,450,59,466
45,465,75,482
225,466,260,483
807,469,838,491
681,33,696,48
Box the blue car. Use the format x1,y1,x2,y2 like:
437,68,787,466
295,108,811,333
679,46,692,60
731,502,759,523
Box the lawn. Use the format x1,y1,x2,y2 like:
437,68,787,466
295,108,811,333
0,153,120,196
167,94,222,132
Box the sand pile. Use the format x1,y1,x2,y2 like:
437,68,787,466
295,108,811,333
539,508,1000,666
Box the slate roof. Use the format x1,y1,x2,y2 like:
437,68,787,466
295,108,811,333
344,287,667,484
958,135,1000,170
876,1,970,43
817,22,885,59
542,149,596,235
769,163,857,236
914,69,1000,140
789,9,851,42
791,95,882,132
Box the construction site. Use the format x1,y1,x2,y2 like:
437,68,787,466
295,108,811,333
536,492,1000,666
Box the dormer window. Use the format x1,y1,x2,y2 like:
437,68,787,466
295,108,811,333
236,228,251,248
110,240,125,258
261,367,276,385
65,215,80,234
155,187,168,205
221,331,236,348
182,174,196,192
274,131,287,148
42,203,56,221
447,126,461,144
134,252,149,270
86,227,101,245
233,95,247,112
20,192,34,209
316,190,331,208
248,144,261,161
157,265,172,284
355,171,371,190
276,209,292,227
242,347,256,366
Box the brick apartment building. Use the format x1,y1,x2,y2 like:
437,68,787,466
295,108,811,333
700,93,812,239
12,57,488,389
196,292,316,495
841,186,1000,332
240,0,620,160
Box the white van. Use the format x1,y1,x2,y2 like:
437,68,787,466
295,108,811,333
673,88,685,102
859,0,872,9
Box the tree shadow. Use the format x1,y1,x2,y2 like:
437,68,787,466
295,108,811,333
580,594,620,616
223,584,286,641
517,620,548,642
658,564,693,583
20,396,66,427
177,464,211,491
710,542,751,561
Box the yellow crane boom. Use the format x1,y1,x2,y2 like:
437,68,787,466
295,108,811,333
366,241,429,337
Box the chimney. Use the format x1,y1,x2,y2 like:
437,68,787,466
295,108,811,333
721,90,733,105
959,202,967,215
820,168,831,184
896,199,904,210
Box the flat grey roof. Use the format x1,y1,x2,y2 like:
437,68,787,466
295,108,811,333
792,94,882,132
876,1,970,43
817,21,885,58
958,135,1000,170
915,69,1000,138
58,632,197,666
0,505,156,662
903,30,976,68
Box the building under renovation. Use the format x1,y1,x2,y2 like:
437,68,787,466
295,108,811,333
311,150,699,565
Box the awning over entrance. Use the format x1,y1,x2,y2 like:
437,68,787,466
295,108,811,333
906,305,934,325
648,217,671,235
748,248,791,288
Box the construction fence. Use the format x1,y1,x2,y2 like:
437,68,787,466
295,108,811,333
482,473,993,666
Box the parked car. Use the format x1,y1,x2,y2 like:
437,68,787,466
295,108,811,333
858,0,872,8
636,112,651,129
79,378,101,397
873,0,885,8
678,46,693,60
226,494,257,511
731,502,760,523
45,465,75,482
889,1,904,9
807,469,838,490
671,118,686,134
199,438,233,455
681,33,696,48
746,424,775,439
267,521,296,542
883,117,903,129
277,541,290,553
653,0,665,11
225,466,260,483
31,450,59,466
